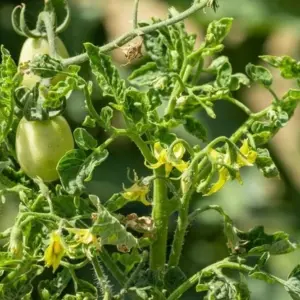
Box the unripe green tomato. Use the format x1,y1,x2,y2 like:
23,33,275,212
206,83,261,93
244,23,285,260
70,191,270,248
19,37,69,89
16,116,74,182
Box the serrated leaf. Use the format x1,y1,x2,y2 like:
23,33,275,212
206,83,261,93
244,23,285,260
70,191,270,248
82,115,96,128
38,268,72,299
206,56,229,72
249,271,277,284
246,63,272,86
260,55,300,79
256,148,280,178
84,43,126,101
183,115,207,142
99,106,113,130
0,263,43,300
235,226,296,255
0,46,20,143
57,148,109,194
73,128,97,150
112,248,141,274
205,18,233,47
216,61,232,88
124,88,150,124
285,265,300,300
229,73,250,91
91,196,138,250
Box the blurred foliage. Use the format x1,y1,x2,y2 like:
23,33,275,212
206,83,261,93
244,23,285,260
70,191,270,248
0,0,300,299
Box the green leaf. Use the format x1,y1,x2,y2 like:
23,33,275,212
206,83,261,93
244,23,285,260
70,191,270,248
38,268,72,299
41,65,81,109
216,61,232,88
91,196,138,250
142,9,196,71
256,148,280,178
229,73,250,91
128,62,167,88
252,131,272,146
73,128,97,150
0,262,43,300
205,18,233,47
206,56,229,72
183,115,207,142
235,226,297,255
82,115,96,128
285,265,300,300
112,248,141,274
84,43,126,101
0,46,20,143
57,148,109,194
246,63,273,86
260,55,300,79
124,88,150,124
249,271,278,284
99,106,113,130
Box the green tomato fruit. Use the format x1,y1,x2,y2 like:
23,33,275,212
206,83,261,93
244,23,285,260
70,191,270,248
19,37,69,89
16,116,74,182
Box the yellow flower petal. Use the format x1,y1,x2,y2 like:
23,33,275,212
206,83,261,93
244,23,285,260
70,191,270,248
174,160,189,173
165,162,174,177
173,143,186,160
204,167,229,196
237,139,257,166
67,228,98,245
153,142,164,159
44,231,65,272
148,161,164,170
122,182,151,205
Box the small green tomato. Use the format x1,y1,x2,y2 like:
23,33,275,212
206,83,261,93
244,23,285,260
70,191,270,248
16,116,74,182
19,37,69,89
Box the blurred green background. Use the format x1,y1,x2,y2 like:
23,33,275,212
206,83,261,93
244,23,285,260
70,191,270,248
1,0,300,299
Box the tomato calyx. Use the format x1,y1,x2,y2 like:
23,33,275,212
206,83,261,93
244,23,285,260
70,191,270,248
11,1,71,39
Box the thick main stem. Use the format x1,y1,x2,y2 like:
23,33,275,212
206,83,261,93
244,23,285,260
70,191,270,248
150,167,169,271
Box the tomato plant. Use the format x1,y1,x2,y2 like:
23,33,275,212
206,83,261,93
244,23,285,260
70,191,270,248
1,0,300,299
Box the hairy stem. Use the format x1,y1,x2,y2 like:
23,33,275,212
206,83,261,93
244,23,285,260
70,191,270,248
62,0,210,67
150,167,169,272
168,158,206,267
40,11,57,57
89,254,112,300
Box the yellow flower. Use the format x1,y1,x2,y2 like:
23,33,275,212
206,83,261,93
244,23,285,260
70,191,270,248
44,231,65,272
147,142,189,176
122,182,151,206
204,139,257,196
66,228,99,247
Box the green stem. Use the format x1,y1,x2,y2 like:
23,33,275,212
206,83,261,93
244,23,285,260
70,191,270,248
99,248,127,286
168,158,206,267
62,0,210,67
89,253,112,300
40,11,57,57
133,0,140,29
165,63,193,116
150,167,169,272
224,96,252,115
167,258,285,300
